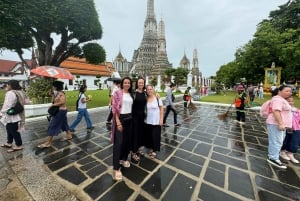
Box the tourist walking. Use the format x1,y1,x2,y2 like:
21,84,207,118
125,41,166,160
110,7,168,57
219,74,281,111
111,77,134,180
280,96,300,164
69,85,94,133
131,77,147,162
258,85,264,99
266,85,292,168
37,81,72,148
144,84,164,159
0,80,26,153
163,83,179,127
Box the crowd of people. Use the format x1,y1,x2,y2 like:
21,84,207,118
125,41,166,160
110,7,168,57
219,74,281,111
0,78,299,179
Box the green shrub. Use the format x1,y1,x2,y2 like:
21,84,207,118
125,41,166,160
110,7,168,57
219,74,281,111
27,79,52,103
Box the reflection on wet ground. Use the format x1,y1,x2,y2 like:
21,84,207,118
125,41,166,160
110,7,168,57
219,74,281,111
0,103,299,201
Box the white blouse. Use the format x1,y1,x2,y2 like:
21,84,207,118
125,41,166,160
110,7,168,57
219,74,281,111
145,98,163,125
120,93,133,114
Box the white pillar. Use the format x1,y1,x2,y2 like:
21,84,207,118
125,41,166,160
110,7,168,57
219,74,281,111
187,71,192,87
157,75,161,92
146,75,149,85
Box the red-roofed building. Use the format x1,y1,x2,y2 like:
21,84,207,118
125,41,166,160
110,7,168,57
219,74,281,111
0,59,31,84
59,57,115,90
1,56,116,90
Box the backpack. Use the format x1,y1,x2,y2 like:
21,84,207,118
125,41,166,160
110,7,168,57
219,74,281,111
260,100,272,118
76,93,83,111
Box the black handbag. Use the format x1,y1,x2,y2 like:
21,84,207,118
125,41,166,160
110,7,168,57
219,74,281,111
48,106,59,116
7,91,24,115
120,115,132,125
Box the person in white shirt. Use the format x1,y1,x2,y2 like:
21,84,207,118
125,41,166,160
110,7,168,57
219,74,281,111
106,80,120,124
144,84,164,159
0,80,26,152
69,85,94,132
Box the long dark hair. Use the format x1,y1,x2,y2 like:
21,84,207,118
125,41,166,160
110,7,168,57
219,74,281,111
120,76,133,98
7,80,21,90
79,85,87,93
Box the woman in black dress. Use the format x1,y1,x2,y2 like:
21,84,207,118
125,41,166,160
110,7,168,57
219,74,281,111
131,77,147,161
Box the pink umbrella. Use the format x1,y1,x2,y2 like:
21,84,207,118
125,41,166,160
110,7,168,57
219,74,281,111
30,66,74,80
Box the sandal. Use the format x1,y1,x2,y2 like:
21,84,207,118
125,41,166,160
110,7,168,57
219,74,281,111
120,160,131,168
131,153,140,162
138,149,145,157
1,143,12,148
149,151,157,159
37,143,51,148
113,170,122,181
7,146,23,153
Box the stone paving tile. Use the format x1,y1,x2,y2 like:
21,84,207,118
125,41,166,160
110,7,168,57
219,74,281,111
0,103,300,201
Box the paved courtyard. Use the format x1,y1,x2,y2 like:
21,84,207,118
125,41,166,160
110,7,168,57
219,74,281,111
0,102,299,201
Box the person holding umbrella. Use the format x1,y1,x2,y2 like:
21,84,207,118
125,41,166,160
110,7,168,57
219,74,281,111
37,81,72,148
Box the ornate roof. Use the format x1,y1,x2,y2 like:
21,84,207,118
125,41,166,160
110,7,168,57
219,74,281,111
180,54,190,65
60,57,115,76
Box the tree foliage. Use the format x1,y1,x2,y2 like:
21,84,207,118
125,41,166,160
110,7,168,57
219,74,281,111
83,43,106,64
216,0,300,86
0,0,106,66
26,79,53,103
164,67,189,85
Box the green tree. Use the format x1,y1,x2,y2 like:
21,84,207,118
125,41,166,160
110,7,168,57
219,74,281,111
150,77,157,87
0,0,105,67
27,79,53,103
216,0,300,84
164,67,188,85
83,43,106,64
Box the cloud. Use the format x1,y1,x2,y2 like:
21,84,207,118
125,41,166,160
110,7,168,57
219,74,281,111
0,0,288,77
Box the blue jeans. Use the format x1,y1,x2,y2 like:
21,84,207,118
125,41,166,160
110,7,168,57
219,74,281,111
163,105,177,124
69,108,92,130
267,124,286,160
282,130,300,153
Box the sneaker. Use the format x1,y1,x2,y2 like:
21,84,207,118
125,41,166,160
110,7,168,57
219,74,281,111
267,158,287,169
233,120,239,123
106,121,112,124
286,152,299,164
174,124,181,127
87,126,95,131
163,124,170,127
280,151,290,161
239,121,245,125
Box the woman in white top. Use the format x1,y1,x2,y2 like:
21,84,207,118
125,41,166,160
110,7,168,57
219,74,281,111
0,80,26,152
144,84,164,159
69,85,94,132
111,77,134,180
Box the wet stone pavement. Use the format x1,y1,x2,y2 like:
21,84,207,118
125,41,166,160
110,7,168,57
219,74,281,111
0,102,299,201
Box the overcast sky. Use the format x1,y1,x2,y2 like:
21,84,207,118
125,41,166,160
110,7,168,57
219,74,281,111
0,0,288,77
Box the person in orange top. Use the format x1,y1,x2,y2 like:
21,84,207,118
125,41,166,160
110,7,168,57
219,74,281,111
234,85,248,124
